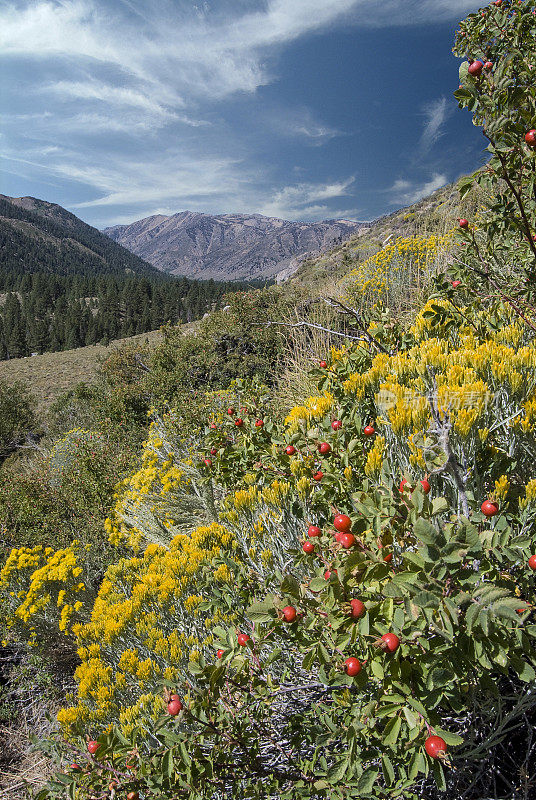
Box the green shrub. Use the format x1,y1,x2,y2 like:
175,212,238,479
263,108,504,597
0,379,37,460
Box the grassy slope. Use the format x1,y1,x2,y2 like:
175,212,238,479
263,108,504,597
0,330,163,411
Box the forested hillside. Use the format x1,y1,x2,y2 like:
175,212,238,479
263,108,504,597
0,196,267,358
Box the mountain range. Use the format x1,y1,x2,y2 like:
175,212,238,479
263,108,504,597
103,212,366,282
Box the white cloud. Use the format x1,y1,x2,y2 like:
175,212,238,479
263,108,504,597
0,1,484,107
260,178,355,218
387,173,448,205
265,106,343,144
419,97,450,153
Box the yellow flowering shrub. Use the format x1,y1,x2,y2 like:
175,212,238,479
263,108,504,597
0,542,92,644
106,414,218,550
59,522,235,737
342,232,454,317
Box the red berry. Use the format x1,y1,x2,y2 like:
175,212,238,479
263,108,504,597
216,649,224,659
324,569,337,580
349,599,365,619
255,419,264,427
493,0,502,6
364,425,375,436
420,478,431,494
237,633,250,646
70,764,81,771
525,129,536,146
312,470,323,481
333,514,352,532
425,735,447,759
318,442,331,455
167,698,183,716
282,605,297,622
209,423,217,429
307,525,321,538
344,657,362,676
468,60,483,76
334,530,345,543
285,445,296,456
451,280,461,288
210,448,217,456
459,218,469,229
127,792,140,800
381,633,400,653
484,61,493,70
340,533,356,549
87,741,99,754
528,555,536,570
302,541,315,554
481,500,499,517
331,420,342,430
235,418,244,427
203,458,212,468
319,360,328,368
227,407,235,415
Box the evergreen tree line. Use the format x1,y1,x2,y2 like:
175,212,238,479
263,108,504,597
0,271,266,359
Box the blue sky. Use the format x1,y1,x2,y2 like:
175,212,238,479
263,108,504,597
1,0,486,228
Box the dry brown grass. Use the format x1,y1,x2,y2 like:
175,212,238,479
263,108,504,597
274,297,351,415
0,648,69,800
0,330,164,413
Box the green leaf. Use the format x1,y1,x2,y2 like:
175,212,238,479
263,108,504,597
432,759,446,791
309,577,328,592
281,574,300,598
510,655,536,683
382,754,395,787
327,757,349,782
357,767,379,795
432,497,449,515
383,715,402,747
408,750,426,780
414,518,440,545
413,591,440,609
433,728,464,747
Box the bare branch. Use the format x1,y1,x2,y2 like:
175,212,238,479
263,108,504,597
257,320,368,344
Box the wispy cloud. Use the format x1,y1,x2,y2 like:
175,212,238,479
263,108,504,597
0,0,481,223
260,178,355,219
387,173,448,206
419,97,450,153
264,107,343,144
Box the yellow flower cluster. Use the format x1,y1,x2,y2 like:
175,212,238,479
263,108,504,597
520,479,536,510
59,523,235,736
285,393,334,430
364,436,385,477
106,419,189,550
343,322,536,451
0,544,88,638
343,232,453,312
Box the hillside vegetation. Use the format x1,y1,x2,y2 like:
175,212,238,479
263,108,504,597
1,3,536,800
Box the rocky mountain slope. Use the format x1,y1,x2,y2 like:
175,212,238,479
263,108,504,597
103,212,365,282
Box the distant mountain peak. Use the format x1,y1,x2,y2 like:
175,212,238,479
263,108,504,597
103,211,366,281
